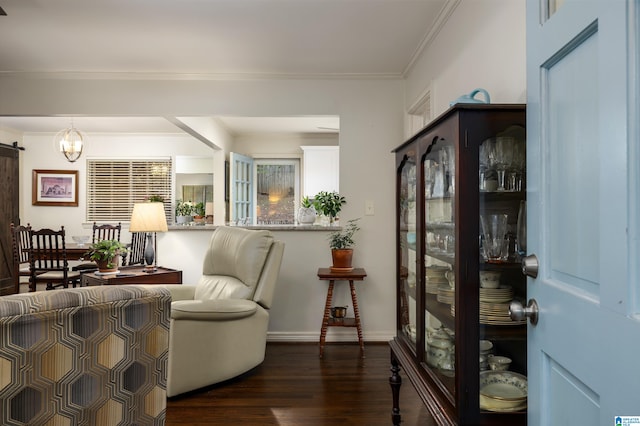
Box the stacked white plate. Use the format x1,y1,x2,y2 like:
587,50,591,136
479,371,528,412
426,266,449,294
479,285,514,303
437,285,455,305
479,285,524,325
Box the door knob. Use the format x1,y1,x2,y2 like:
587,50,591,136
509,299,539,326
521,254,539,278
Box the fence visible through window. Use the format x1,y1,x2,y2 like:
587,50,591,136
256,162,297,225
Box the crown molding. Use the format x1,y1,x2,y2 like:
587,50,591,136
0,70,404,81
402,0,462,77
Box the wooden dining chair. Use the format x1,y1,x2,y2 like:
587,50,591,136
10,222,33,293
29,226,81,291
122,231,146,266
92,222,122,243
73,222,123,273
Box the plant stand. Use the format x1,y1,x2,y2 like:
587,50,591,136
317,267,367,359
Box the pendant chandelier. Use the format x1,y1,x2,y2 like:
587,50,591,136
54,122,85,162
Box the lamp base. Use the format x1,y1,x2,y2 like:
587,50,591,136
142,265,157,273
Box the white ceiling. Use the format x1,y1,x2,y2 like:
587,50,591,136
0,0,449,134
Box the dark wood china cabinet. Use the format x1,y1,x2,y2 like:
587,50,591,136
390,104,527,425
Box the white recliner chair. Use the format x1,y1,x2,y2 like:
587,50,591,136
164,226,284,397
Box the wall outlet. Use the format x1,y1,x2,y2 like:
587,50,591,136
365,200,375,216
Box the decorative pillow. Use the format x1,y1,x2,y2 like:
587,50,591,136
195,227,273,300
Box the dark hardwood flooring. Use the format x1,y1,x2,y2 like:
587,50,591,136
166,342,436,425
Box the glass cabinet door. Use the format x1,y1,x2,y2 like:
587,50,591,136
478,125,528,415
423,136,456,396
398,153,417,352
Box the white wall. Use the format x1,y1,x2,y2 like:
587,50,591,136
233,133,338,157
0,77,404,342
404,0,526,121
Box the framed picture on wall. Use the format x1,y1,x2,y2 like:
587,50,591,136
32,169,79,207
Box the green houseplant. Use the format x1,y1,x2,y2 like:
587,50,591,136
85,239,128,273
313,191,346,225
297,196,317,225
193,201,207,225
175,200,194,224
194,202,206,217
328,218,360,271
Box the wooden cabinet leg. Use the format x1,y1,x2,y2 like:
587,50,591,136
390,350,403,426
319,281,335,358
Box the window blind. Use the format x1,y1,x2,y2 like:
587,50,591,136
86,159,172,222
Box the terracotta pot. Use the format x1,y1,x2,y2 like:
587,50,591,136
331,248,353,272
96,255,120,273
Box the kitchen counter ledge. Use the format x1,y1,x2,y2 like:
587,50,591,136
168,224,341,232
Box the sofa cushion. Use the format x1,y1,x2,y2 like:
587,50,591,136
195,227,273,300
171,299,258,321
0,285,170,425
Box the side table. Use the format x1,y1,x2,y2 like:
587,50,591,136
317,267,367,358
82,265,182,286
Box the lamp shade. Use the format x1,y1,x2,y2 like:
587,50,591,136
129,202,168,232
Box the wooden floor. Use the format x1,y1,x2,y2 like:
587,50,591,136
166,342,437,425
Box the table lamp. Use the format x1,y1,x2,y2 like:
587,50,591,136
129,202,168,272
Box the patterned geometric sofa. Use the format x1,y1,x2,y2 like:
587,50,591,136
0,285,171,426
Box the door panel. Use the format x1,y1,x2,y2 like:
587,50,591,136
546,27,600,295
0,144,20,295
229,152,253,224
544,356,599,426
527,0,640,424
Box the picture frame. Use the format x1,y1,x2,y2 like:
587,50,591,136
32,169,79,207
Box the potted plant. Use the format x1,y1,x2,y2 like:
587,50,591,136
313,191,346,225
175,200,194,224
297,196,317,225
193,202,206,225
328,218,360,271
145,194,165,203
85,239,128,273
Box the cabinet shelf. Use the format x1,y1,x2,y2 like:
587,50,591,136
426,251,455,264
327,317,357,327
425,294,455,330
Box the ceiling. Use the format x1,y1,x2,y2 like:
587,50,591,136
0,115,341,136
0,0,450,135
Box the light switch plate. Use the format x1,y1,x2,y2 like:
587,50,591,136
365,200,375,216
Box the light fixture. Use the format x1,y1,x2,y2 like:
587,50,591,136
129,202,168,272
54,121,85,162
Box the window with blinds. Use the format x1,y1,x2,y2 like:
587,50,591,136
86,159,173,222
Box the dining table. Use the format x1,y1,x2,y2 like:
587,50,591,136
65,243,92,261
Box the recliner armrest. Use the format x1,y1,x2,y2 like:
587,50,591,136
171,299,258,321
157,285,196,301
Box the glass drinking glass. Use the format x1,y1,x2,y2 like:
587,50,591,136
480,213,509,262
516,200,527,256
494,137,514,191
479,138,496,191
508,139,526,191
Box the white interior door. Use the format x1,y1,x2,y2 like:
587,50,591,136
229,152,253,224
526,0,640,425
